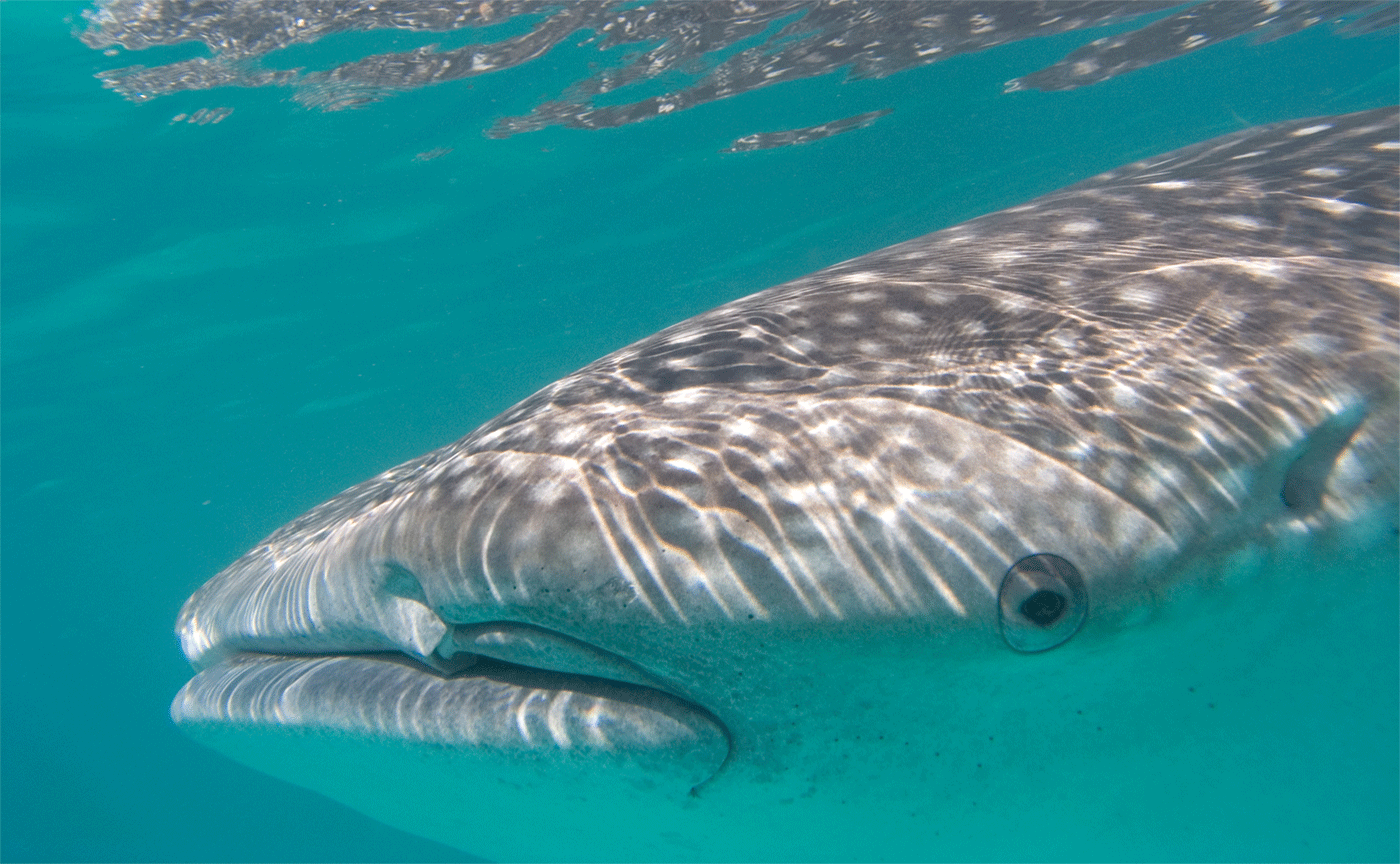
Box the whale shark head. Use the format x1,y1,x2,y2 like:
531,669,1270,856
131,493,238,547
172,107,1398,861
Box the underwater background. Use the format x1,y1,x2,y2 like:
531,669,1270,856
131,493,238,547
2,2,1397,861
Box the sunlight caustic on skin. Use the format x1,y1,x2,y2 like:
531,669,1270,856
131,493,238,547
173,108,1397,861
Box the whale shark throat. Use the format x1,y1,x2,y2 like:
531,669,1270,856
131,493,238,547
173,107,1399,861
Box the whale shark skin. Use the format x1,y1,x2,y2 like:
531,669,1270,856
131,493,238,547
173,107,1399,861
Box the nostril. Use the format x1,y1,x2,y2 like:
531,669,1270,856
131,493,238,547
382,561,430,603
1281,406,1366,515
377,562,449,659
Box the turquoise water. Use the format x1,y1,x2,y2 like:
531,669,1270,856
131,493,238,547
2,3,1397,861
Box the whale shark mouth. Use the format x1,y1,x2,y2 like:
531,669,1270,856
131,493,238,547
171,625,733,792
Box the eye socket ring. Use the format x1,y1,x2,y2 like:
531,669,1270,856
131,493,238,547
998,553,1088,652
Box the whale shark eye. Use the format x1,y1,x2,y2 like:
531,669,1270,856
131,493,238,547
1019,590,1066,626
999,553,1088,652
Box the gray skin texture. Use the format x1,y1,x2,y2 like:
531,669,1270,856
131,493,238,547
174,108,1399,861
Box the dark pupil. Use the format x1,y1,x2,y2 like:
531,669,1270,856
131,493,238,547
1020,590,1066,627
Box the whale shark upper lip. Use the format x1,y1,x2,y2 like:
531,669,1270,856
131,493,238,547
178,556,685,700
426,619,683,693
180,584,700,716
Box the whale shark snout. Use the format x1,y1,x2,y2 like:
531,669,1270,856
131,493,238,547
172,107,1398,861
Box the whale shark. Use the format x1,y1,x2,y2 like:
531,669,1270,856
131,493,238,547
172,107,1399,861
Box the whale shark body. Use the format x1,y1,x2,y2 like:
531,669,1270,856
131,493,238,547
174,108,1399,861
